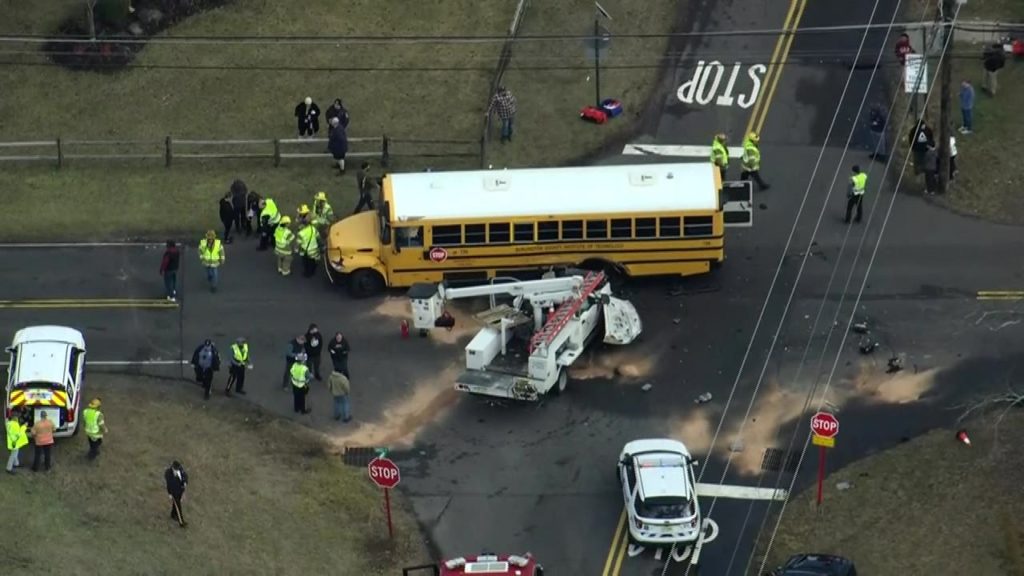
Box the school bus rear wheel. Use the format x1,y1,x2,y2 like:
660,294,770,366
347,269,385,298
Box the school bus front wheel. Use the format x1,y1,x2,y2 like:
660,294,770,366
347,269,386,298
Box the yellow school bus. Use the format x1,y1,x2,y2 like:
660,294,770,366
324,163,751,297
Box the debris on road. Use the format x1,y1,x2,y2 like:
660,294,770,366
886,355,904,373
641,383,653,392
852,322,869,334
728,438,745,452
695,392,713,404
858,339,878,354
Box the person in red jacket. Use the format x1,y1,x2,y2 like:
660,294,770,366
894,33,914,66
159,241,180,302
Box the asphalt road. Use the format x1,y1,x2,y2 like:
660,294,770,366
2,4,1023,576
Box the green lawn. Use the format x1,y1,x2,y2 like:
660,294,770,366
0,0,676,241
0,375,429,574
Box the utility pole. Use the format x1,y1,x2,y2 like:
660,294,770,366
592,2,612,108
937,0,955,195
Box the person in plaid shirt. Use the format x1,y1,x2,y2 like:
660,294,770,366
487,86,518,143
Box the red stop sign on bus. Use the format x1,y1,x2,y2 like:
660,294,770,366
428,246,449,263
810,412,839,439
368,457,401,489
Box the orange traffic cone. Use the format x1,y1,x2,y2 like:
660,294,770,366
956,429,971,446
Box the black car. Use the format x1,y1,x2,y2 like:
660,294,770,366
769,554,857,576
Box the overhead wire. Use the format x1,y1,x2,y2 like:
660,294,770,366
753,3,964,574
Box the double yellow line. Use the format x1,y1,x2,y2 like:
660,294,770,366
0,298,178,309
601,509,629,576
744,0,810,138
977,291,1024,301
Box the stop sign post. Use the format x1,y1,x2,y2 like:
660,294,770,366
368,456,401,537
810,412,839,506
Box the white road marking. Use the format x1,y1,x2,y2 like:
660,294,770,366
625,518,720,564
0,242,162,248
677,61,768,109
0,360,187,367
695,482,789,501
622,144,744,157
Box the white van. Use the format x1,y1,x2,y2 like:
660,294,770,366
5,326,87,438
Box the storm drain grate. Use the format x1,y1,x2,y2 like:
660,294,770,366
761,448,801,473
343,447,377,467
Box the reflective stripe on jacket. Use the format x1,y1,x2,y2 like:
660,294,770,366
232,343,249,365
261,199,282,226
850,173,867,196
741,139,760,171
199,239,224,267
711,140,729,168
274,226,295,256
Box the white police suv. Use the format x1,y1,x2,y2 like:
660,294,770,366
617,438,702,545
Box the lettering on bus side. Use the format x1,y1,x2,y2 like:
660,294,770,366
513,242,626,254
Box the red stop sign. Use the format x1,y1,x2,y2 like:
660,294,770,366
428,246,448,263
810,412,839,438
368,457,401,489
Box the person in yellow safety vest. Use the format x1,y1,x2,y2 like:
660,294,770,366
711,133,730,182
845,165,868,224
198,230,226,293
258,197,281,251
5,410,29,474
740,132,771,192
297,203,312,226
297,222,321,278
225,336,252,396
312,191,334,232
83,398,108,460
274,215,296,276
289,355,312,414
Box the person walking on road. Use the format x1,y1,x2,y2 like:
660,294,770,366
83,398,107,460
328,331,351,377
304,323,324,381
30,411,55,472
297,220,320,278
844,165,868,224
711,133,729,182
191,339,221,400
165,460,189,528
290,355,312,414
740,132,770,191
159,240,180,302
327,370,352,422
5,410,28,474
198,230,225,293
225,337,251,397
353,162,377,214
218,192,235,244
959,80,975,134
487,86,518,143
258,197,282,251
274,216,296,276
283,335,306,389
868,105,889,161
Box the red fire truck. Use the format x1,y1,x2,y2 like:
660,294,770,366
403,553,544,576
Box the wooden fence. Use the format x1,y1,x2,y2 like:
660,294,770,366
0,135,481,168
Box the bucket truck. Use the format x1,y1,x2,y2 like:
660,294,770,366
407,271,642,401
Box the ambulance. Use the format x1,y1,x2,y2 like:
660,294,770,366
403,553,544,576
5,326,87,437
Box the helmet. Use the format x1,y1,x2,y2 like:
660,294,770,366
748,132,759,143
205,230,216,240
89,398,101,409
715,133,727,142
298,204,311,215
280,215,292,225
314,192,327,202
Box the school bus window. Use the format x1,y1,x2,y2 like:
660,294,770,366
636,217,657,238
396,226,424,248
610,218,632,239
432,224,462,246
659,217,681,237
562,220,583,240
684,215,714,237
488,222,511,243
586,219,608,239
465,223,486,244
537,221,559,241
514,222,535,243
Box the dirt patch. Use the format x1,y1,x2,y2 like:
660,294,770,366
328,365,462,449
669,408,715,455
568,346,660,382
760,412,1024,575
372,297,485,346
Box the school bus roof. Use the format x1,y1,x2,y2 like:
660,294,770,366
387,163,720,222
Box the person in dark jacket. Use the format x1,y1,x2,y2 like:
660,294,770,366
229,180,249,237
159,241,180,301
353,161,377,214
982,43,1006,96
282,335,306,389
325,98,350,130
923,145,939,195
294,96,320,137
218,192,235,243
244,190,262,238
328,331,350,377
328,117,348,173
868,105,888,161
165,460,189,527
908,119,934,174
190,339,221,400
304,323,324,381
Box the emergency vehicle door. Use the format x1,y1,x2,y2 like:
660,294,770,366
721,180,754,228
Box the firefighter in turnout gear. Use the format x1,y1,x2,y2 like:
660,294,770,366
297,221,320,278
83,398,107,460
740,132,771,191
711,133,730,182
225,337,252,396
297,204,312,226
274,215,296,276
258,197,282,251
312,191,334,236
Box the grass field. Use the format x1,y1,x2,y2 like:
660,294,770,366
0,375,429,575
763,413,1024,575
0,0,676,241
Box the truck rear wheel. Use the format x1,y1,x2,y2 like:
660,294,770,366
347,269,385,298
549,369,568,396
